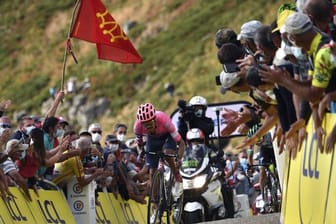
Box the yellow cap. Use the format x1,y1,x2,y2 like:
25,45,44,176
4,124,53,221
272,9,295,33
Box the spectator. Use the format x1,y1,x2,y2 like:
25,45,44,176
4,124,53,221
11,116,35,144
52,136,104,188
102,134,121,166
259,12,335,152
215,27,242,49
16,128,70,190
2,139,32,201
88,123,103,153
113,123,128,149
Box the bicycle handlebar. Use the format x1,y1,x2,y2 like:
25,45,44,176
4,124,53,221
147,151,177,159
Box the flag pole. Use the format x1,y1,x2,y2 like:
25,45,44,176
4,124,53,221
60,0,80,91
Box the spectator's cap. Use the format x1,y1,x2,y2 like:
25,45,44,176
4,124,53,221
237,20,263,40
5,139,29,154
215,28,238,48
58,116,69,125
272,9,295,33
218,70,240,89
30,115,43,123
272,3,297,33
88,123,102,132
283,12,313,35
105,134,119,143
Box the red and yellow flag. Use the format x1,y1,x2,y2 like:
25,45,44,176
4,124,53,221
71,0,143,63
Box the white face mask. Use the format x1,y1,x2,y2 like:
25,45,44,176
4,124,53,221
19,150,26,160
191,144,201,151
117,134,126,142
108,144,119,152
0,127,5,136
92,133,102,142
25,126,35,135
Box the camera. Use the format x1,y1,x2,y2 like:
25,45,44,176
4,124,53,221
215,75,221,86
177,99,194,113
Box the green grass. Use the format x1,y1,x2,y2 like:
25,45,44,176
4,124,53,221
0,0,288,130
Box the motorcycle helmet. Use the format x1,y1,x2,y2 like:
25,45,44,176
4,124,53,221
186,128,205,143
189,96,207,118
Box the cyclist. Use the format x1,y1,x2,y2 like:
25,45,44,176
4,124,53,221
133,103,186,199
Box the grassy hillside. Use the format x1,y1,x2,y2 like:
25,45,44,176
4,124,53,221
0,0,288,132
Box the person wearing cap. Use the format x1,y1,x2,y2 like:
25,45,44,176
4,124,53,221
259,12,336,152
215,27,242,49
238,20,263,56
103,134,121,166
0,139,32,201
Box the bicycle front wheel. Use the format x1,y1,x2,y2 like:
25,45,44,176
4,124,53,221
148,171,164,224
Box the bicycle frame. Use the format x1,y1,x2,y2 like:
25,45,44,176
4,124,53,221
147,151,182,224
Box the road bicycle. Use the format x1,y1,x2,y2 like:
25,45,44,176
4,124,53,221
147,151,183,224
251,162,281,214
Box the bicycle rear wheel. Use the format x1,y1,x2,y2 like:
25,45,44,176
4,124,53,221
148,171,164,224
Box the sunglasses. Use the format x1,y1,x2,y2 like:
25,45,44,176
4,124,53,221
0,123,11,128
91,130,102,134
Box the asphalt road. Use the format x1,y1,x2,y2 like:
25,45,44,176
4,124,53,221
201,213,281,224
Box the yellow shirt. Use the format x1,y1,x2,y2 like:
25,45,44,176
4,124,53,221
52,155,84,185
308,33,336,88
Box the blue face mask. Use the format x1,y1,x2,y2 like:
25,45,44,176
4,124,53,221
291,46,306,61
240,158,248,170
55,129,64,138
25,125,35,135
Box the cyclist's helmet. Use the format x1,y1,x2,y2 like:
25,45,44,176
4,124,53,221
136,103,156,122
186,128,205,143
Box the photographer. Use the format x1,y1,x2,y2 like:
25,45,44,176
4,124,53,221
177,96,214,146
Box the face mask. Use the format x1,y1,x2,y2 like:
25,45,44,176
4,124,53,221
55,129,64,138
331,53,336,66
25,126,35,135
192,144,201,151
19,150,26,160
117,134,126,142
0,127,4,136
92,133,102,142
108,144,119,152
291,46,306,61
194,109,203,118
106,176,113,184
240,158,248,169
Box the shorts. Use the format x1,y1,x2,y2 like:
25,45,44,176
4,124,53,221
145,133,177,169
258,145,276,167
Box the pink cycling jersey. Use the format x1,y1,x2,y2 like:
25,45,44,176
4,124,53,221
134,111,181,145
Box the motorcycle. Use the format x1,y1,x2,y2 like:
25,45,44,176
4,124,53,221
180,148,226,223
